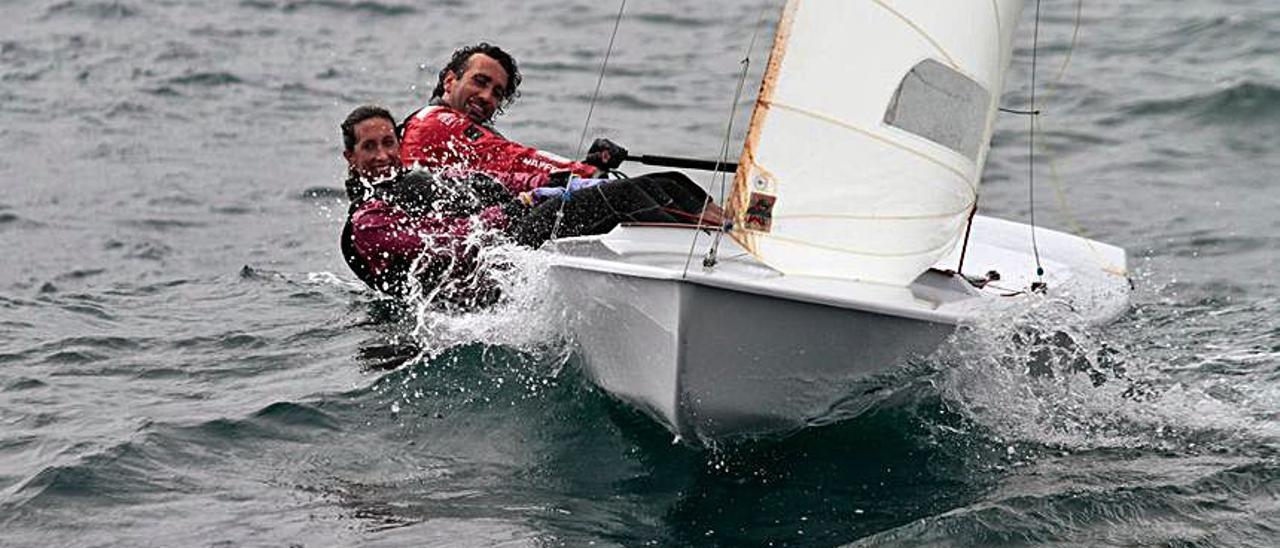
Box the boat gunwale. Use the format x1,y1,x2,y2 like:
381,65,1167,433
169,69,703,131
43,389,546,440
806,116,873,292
547,242,970,326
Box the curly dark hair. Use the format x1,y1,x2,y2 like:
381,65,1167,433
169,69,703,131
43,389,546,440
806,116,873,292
341,105,395,152
431,42,521,116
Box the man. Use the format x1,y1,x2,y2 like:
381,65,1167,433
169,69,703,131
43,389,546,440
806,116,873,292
400,42,611,190
340,105,514,305
399,42,720,239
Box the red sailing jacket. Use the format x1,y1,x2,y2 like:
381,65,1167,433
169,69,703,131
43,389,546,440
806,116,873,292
400,105,597,192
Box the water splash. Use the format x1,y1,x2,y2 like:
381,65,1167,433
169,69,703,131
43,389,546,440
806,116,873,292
933,292,1278,455
344,228,580,420
402,239,571,359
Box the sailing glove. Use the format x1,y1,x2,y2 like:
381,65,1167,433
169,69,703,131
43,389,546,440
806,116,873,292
584,138,628,171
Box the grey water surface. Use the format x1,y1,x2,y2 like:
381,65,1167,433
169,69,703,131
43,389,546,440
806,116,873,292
1,0,1277,546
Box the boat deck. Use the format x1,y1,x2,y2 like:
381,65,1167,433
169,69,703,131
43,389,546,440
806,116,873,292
548,215,1131,326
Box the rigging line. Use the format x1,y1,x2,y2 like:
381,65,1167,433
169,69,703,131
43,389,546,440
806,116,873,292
1026,0,1124,277
574,0,627,160
1035,116,1127,276
961,0,1011,276
1028,0,1045,281
999,1,1120,276
686,5,771,277
550,0,626,243
1046,0,1084,103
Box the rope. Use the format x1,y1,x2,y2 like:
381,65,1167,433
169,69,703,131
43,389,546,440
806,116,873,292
1028,0,1045,285
992,0,1126,281
684,6,770,277
573,0,627,160
550,0,627,243
1032,0,1129,277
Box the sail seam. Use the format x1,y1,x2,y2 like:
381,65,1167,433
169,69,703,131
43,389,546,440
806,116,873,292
764,100,977,192
753,230,965,259
769,204,975,222
871,0,959,69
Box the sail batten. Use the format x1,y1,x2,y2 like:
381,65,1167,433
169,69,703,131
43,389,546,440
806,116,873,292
728,0,1025,286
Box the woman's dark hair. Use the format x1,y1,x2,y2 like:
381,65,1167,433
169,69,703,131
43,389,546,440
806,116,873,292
341,105,396,152
431,42,521,116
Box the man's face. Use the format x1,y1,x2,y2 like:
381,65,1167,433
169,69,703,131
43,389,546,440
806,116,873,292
442,53,510,124
344,117,400,180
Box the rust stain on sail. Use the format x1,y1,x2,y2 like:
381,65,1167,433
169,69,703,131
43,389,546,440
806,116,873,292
728,0,799,256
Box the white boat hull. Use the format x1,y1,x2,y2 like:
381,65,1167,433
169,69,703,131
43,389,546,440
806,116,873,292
548,216,1130,443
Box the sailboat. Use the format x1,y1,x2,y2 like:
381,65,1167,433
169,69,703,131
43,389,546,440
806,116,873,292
546,0,1131,443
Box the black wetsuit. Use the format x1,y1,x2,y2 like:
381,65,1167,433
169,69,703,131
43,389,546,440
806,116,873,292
507,171,713,247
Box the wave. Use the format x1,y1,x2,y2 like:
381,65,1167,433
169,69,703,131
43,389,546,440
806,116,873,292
43,0,139,20
630,12,715,29
188,24,280,39
1124,81,1280,125
103,101,149,119
239,0,417,16
46,297,117,322
171,332,269,351
568,92,662,111
846,457,1280,548
931,295,1278,455
141,85,182,97
299,185,347,201
521,61,659,78
164,71,244,87
278,81,346,100
1152,231,1276,259
117,218,208,231
249,401,343,431
4,378,47,391
6,444,169,510
40,335,145,353
4,401,340,514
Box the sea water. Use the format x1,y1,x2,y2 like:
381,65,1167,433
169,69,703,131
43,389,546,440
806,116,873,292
1,0,1277,546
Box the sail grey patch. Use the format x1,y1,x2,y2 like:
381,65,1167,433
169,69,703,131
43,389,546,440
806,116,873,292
884,59,990,160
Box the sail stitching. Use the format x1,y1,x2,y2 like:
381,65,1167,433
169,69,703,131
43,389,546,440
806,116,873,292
769,202,976,222
763,99,977,192
871,0,959,69
755,228,966,258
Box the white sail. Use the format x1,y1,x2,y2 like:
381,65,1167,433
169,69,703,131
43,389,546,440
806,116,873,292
729,0,1025,285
